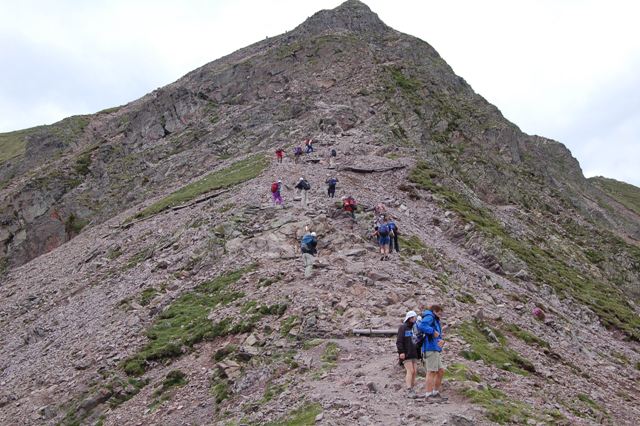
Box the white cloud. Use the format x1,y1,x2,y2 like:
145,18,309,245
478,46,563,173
0,0,638,185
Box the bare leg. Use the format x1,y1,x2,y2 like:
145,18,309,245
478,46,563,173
404,361,415,389
435,368,445,392
425,371,437,393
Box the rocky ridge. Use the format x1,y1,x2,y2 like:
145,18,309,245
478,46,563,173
0,1,639,425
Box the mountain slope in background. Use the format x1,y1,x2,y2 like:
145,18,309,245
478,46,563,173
0,1,638,425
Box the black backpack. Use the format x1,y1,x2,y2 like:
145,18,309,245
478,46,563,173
331,149,337,157
301,180,311,190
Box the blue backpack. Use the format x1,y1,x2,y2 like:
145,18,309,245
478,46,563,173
301,234,316,248
327,178,337,187
378,224,390,237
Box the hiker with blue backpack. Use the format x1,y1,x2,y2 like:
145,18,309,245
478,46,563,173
300,230,317,278
373,217,394,260
293,146,303,164
325,176,338,198
417,304,447,402
387,218,400,253
397,311,422,398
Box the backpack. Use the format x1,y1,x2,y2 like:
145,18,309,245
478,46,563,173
271,182,279,193
301,180,311,190
294,147,302,155
327,178,337,187
344,197,356,207
301,234,316,246
388,222,397,233
411,320,426,347
378,223,390,237
330,149,337,157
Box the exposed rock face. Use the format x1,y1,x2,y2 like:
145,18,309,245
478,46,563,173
0,1,639,425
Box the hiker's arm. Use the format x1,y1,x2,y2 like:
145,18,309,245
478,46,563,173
396,326,405,355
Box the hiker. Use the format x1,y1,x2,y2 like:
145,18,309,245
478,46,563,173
271,179,283,207
325,176,338,198
293,146,303,164
342,196,357,220
374,218,394,260
417,304,447,402
328,147,337,167
397,310,421,398
305,138,314,154
295,177,311,208
388,218,400,253
275,148,284,163
300,231,317,278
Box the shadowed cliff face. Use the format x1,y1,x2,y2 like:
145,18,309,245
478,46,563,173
0,2,639,425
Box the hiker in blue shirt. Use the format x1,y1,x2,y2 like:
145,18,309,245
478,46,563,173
417,304,447,402
373,217,394,260
325,176,338,198
387,218,400,253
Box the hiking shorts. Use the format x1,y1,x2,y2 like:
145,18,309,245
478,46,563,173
378,235,390,246
423,351,444,372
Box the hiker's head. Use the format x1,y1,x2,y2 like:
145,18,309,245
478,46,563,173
278,179,282,183
404,310,417,324
299,177,304,181
428,304,443,316
311,232,316,237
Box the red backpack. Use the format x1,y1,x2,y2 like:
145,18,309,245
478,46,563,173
271,182,279,193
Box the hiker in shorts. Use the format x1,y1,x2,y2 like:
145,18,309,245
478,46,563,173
325,176,338,198
300,231,317,278
275,149,284,163
270,180,283,207
374,218,393,260
295,177,311,209
417,304,447,402
397,311,421,398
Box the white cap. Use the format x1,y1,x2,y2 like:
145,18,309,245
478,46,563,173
299,177,304,181
311,232,316,237
404,310,417,323
278,179,282,182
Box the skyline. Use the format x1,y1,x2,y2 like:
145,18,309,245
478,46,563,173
1,0,639,185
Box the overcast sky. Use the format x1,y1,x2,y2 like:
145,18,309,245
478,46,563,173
1,0,639,185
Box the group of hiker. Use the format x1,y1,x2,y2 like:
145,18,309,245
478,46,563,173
397,305,446,401
276,141,337,165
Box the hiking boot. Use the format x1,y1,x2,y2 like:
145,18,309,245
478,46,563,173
406,388,416,399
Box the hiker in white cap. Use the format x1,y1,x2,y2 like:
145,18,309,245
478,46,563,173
294,177,311,209
396,310,422,398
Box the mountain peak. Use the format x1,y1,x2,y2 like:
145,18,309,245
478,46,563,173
294,0,388,37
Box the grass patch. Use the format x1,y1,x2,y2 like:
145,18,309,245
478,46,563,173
153,370,187,399
122,267,252,375
444,363,481,382
65,213,88,236
73,152,92,176
133,154,268,220
280,316,299,337
458,320,535,375
262,381,287,403
125,246,155,270
139,288,159,306
265,403,322,426
503,323,550,349
464,386,533,424
455,292,477,304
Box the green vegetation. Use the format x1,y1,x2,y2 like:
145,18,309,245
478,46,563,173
133,154,268,220
213,344,238,362
317,341,340,375
265,403,322,426
122,268,251,375
125,246,155,270
65,213,88,236
503,323,550,349
262,381,287,403
139,288,159,306
0,126,44,163
280,316,299,337
463,387,533,424
444,363,481,382
410,161,640,340
73,152,92,176
458,320,535,375
589,176,640,216
153,370,187,399
455,292,477,304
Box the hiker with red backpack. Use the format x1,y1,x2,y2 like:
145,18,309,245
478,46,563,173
342,196,357,220
397,310,422,399
271,179,283,207
374,217,394,260
275,148,285,163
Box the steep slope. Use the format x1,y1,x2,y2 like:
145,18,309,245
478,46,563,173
0,1,639,425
